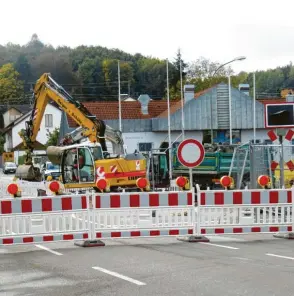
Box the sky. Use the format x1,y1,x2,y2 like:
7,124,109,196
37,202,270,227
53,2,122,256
1,0,294,74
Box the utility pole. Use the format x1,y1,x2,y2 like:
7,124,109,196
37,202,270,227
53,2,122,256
228,75,232,144
179,49,185,140
166,59,173,181
128,81,131,96
118,60,122,132
279,134,285,188
253,72,256,143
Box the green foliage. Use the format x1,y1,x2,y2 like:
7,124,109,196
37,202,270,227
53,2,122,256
0,63,24,103
2,34,294,101
0,134,5,154
0,35,182,101
46,128,60,147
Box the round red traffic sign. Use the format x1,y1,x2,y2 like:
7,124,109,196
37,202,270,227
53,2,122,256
177,138,205,168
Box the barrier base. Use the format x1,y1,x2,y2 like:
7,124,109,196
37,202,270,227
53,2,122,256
177,235,210,243
74,239,105,247
273,232,294,239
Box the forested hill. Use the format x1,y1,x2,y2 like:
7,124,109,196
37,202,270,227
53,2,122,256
1,34,294,104
0,34,184,104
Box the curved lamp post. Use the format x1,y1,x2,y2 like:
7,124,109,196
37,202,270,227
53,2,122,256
210,56,247,144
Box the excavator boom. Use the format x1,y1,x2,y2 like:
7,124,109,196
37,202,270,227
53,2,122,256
15,73,120,181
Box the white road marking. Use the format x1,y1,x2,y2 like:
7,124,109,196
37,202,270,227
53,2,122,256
266,253,294,261
92,266,146,286
198,242,239,250
35,244,63,256
232,257,251,261
207,235,245,242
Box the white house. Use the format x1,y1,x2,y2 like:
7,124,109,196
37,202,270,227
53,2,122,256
3,103,62,164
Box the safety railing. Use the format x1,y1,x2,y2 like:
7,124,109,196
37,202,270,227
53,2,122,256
196,184,293,235
0,190,194,245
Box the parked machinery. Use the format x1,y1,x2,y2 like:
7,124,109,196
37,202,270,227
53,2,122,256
15,73,149,192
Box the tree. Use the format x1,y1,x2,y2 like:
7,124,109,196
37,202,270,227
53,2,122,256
0,63,24,103
168,50,188,99
15,54,31,82
187,57,234,79
46,128,60,147
0,134,4,155
136,58,167,98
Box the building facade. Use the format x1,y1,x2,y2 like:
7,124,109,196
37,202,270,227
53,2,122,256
3,104,62,164
60,83,292,154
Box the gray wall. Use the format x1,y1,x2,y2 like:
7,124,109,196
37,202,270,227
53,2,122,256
152,84,265,131
59,112,152,141
60,83,266,138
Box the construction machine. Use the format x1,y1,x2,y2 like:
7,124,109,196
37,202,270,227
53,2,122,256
15,73,148,192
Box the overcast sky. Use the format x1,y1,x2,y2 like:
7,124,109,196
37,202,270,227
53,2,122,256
1,0,293,74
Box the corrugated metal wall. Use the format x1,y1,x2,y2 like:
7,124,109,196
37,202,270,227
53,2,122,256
104,119,152,132
152,84,265,131
217,84,230,129
58,113,153,141
59,83,266,138
231,88,264,129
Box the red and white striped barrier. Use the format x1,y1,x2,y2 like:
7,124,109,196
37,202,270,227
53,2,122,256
0,191,195,246
93,191,193,208
199,190,291,205
196,185,294,237
0,195,87,214
0,180,48,198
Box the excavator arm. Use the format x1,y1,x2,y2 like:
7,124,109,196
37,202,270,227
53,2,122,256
16,73,113,181
61,121,124,155
19,73,108,165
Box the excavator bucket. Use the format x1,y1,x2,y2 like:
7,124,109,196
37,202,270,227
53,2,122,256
46,146,64,165
15,164,42,181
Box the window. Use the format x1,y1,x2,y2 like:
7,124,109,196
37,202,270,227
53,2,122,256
138,142,153,152
45,114,53,127
78,148,94,183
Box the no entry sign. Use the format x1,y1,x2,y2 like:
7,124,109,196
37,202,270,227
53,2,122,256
177,138,205,168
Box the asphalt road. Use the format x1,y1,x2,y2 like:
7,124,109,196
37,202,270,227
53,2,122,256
1,234,294,296
1,170,294,295
0,169,14,182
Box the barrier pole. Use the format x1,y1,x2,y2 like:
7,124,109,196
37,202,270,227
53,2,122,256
196,184,201,236
91,191,96,241
191,187,196,235
87,192,93,240
189,168,193,192
292,186,294,233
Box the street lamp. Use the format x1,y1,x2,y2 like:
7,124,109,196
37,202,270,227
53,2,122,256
209,56,247,144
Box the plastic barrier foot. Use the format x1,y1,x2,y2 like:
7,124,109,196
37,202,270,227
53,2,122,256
177,235,210,243
74,239,105,247
273,232,294,239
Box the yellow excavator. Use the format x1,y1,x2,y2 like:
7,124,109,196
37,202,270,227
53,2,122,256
15,73,148,192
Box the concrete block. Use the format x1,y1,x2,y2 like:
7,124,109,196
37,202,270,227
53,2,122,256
74,239,105,247
177,235,210,243
273,232,294,239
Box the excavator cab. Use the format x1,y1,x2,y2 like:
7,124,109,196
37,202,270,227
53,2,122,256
46,142,147,191
145,150,169,190
47,143,103,186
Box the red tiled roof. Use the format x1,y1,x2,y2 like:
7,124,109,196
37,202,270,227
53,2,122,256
67,100,180,127
257,98,286,104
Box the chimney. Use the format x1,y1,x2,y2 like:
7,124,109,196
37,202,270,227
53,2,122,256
286,94,294,102
238,84,250,96
138,94,151,115
184,84,195,103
